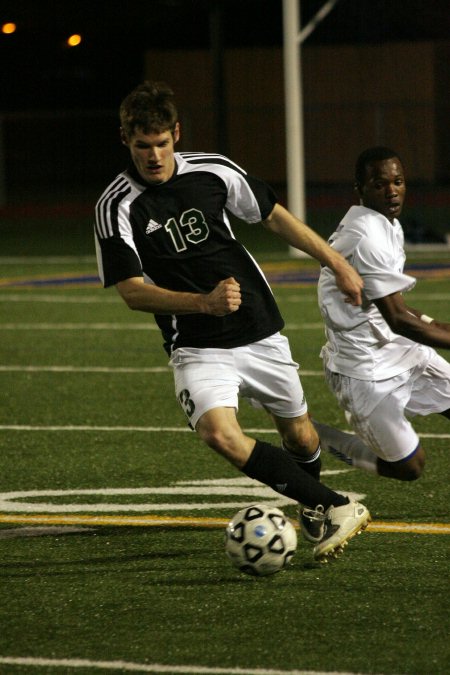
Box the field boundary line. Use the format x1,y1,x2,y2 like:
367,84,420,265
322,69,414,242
0,425,448,440
0,655,384,674
0,366,320,375
0,365,171,373
0,322,322,330
0,293,122,303
0,513,448,534
0,256,97,263
0,322,160,330
2,291,449,303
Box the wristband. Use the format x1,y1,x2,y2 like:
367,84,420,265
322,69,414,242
420,314,434,324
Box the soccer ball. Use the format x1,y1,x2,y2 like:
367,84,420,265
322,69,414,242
224,503,297,576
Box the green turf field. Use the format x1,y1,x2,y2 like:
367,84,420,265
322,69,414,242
0,210,449,675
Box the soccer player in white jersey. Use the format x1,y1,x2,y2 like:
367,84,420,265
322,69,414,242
94,81,371,561
315,146,450,482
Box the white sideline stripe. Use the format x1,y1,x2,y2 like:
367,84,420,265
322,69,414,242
0,293,121,303
1,292,448,304
0,657,381,674
0,256,97,263
0,293,315,304
286,293,450,302
0,322,160,330
0,425,268,432
0,365,171,373
0,322,322,330
0,365,321,375
0,424,448,440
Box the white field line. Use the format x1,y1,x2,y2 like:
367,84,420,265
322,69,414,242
1,291,449,303
0,256,97,264
0,365,320,375
285,293,450,302
0,322,322,330
0,656,384,675
0,293,121,303
0,479,359,516
0,424,448,440
0,478,363,519
0,478,445,534
0,322,161,330
0,365,172,373
1,294,313,305
0,425,277,432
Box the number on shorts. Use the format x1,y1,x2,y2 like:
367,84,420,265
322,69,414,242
178,389,196,418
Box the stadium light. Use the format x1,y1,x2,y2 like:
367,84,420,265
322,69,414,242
1,22,17,34
66,34,82,47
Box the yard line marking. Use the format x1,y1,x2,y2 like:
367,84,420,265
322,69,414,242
0,513,448,534
0,322,160,330
0,293,121,303
286,293,450,302
1,291,449,304
0,365,321,375
0,256,97,264
0,425,194,432
2,293,314,303
0,655,381,675
0,424,448,439
0,322,321,330
0,365,171,373
0,479,361,517
0,424,204,431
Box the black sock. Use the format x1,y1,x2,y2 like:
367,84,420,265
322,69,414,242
282,442,322,481
243,440,347,510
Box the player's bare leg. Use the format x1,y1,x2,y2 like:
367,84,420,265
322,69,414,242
195,408,371,558
194,406,346,512
194,406,254,467
377,445,425,481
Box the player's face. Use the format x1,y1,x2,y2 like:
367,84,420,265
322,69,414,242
122,124,180,185
359,157,406,222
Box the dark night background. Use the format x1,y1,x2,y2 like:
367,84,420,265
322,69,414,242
2,0,450,111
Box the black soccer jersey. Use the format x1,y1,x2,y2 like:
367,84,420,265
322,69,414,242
95,152,284,355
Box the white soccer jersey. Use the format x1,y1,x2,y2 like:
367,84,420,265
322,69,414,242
318,205,421,380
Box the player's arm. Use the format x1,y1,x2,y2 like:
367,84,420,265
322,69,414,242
262,203,363,306
374,292,450,348
115,276,241,317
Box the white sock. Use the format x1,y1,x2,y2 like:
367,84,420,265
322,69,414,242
312,419,378,474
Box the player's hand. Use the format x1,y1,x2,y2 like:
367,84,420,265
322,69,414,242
203,277,242,316
335,264,364,306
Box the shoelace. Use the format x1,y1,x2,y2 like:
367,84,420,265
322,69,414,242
302,504,326,522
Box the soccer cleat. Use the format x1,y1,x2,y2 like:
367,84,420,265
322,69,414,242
313,500,371,562
299,504,326,543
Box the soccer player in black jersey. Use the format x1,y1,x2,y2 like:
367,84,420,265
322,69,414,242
94,81,370,561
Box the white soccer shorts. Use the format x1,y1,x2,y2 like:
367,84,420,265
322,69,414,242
168,333,308,429
324,346,450,462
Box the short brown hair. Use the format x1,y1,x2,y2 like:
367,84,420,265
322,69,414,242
119,81,178,138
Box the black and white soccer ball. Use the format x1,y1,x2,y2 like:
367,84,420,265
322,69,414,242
225,503,297,576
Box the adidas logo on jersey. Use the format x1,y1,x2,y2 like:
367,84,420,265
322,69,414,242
146,219,162,234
